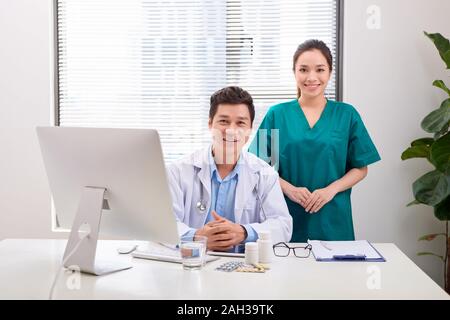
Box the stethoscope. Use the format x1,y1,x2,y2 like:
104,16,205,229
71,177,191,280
196,193,207,212
196,202,207,212
195,173,266,221
196,183,207,212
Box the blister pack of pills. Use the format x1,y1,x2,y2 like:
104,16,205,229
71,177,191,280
215,261,244,272
236,264,266,273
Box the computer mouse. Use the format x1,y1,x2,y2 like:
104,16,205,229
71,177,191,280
116,244,138,254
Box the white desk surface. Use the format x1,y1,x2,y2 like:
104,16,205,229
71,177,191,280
0,239,448,300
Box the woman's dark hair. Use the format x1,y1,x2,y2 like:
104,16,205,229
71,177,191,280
292,39,333,98
209,86,255,125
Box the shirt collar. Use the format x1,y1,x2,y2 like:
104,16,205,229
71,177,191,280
209,145,241,182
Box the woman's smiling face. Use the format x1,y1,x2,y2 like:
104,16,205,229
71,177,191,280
294,49,331,100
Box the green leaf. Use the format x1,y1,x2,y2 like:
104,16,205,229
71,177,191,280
430,133,450,172
418,233,447,241
434,122,449,140
444,50,450,69
413,170,450,206
433,80,450,96
417,252,444,261
421,99,450,133
401,145,430,160
434,196,450,221
411,137,435,147
407,199,421,207
439,98,450,109
424,32,450,69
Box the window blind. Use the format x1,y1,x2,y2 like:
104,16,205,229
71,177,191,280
57,0,339,162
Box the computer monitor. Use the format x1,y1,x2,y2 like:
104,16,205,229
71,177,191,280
36,126,179,275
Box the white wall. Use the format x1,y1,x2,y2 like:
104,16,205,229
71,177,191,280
344,0,450,287
0,0,449,287
0,0,61,239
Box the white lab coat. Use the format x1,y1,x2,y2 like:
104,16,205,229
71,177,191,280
167,146,293,243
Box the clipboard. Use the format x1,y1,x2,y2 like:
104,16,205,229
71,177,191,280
308,240,386,262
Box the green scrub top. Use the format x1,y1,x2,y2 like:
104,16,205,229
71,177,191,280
249,99,381,242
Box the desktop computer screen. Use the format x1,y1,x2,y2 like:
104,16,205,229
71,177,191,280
37,126,179,275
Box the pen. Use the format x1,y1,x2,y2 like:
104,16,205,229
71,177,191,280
333,254,366,260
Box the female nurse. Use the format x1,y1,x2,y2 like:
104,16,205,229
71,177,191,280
249,39,380,242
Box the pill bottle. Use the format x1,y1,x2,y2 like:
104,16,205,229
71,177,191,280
257,231,273,264
245,242,259,265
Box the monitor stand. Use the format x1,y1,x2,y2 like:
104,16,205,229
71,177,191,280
63,186,132,276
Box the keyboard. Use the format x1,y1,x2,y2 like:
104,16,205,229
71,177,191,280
132,242,219,264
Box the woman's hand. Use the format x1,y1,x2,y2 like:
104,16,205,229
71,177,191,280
280,178,312,208
285,185,312,208
304,186,338,213
303,167,368,213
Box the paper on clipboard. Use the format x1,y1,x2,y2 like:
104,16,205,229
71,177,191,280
307,240,386,262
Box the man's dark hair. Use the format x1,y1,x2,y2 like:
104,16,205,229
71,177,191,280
209,86,255,124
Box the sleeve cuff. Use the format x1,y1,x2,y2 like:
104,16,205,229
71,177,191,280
350,153,381,168
182,229,197,241
242,224,258,243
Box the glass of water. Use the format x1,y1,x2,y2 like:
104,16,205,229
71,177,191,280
179,235,207,270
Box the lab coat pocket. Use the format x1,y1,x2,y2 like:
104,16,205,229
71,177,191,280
241,199,258,223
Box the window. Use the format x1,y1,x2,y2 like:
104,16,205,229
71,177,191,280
56,0,341,162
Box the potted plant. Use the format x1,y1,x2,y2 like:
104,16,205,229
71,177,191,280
401,31,450,293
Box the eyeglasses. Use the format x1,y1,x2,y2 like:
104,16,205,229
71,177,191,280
272,242,312,258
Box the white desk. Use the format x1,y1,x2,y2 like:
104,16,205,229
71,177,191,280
0,239,448,300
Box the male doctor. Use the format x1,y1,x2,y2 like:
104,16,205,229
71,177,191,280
167,86,292,251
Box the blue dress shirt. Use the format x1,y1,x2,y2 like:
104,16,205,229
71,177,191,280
183,149,258,248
